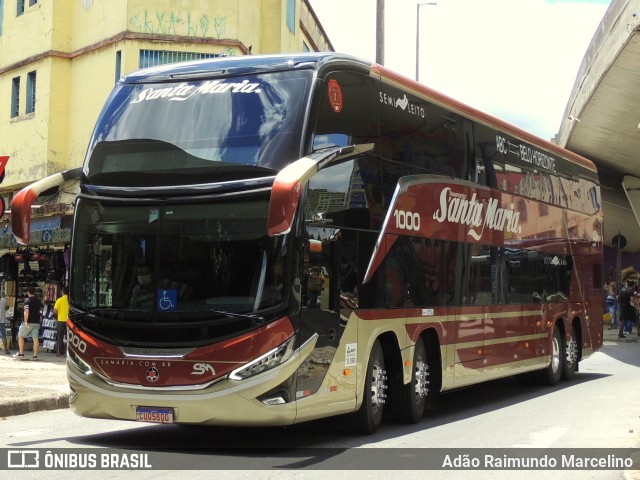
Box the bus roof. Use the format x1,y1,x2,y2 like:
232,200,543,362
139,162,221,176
120,52,597,176
372,63,598,175
120,52,370,83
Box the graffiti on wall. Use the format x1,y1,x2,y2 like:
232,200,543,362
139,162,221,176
129,11,228,39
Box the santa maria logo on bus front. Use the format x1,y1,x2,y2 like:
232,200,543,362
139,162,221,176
146,367,160,383
433,186,522,241
130,80,262,105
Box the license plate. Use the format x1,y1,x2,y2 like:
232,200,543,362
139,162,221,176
136,407,174,424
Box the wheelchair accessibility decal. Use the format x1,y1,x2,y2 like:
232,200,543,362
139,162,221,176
158,289,177,312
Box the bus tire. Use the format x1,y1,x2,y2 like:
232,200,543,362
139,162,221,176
395,337,428,423
536,324,563,386
562,325,579,381
351,339,387,434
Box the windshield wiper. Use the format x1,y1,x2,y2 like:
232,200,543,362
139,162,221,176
69,307,119,321
209,308,265,325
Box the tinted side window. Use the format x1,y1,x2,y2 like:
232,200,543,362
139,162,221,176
505,249,572,304
377,85,468,179
307,156,379,231
474,123,599,215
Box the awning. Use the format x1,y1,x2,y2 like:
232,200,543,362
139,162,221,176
0,215,69,247
8,216,62,233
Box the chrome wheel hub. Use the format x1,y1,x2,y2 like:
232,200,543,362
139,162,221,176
566,336,578,365
371,364,387,407
414,359,430,398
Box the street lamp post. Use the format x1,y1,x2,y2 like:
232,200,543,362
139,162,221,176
416,2,437,82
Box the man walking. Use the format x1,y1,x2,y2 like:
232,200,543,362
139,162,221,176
618,279,635,339
13,286,42,360
54,286,69,356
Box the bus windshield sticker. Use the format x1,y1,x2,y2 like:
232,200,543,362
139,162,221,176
345,343,357,367
148,208,159,223
158,289,177,312
328,79,343,113
130,80,263,105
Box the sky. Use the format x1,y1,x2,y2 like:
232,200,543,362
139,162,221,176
307,0,612,141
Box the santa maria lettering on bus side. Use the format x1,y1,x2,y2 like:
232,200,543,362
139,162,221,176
130,80,262,104
433,187,522,241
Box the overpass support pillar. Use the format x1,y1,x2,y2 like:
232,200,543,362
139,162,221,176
622,175,640,232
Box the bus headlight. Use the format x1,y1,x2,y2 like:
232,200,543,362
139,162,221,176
229,336,295,380
68,349,93,375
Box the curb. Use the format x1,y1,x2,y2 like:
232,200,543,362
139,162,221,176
1,392,69,418
604,327,640,343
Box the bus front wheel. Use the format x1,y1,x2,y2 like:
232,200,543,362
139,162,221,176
351,339,387,434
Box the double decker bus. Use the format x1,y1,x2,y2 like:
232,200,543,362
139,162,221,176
12,53,603,433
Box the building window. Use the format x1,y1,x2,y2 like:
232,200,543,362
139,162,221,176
17,0,24,16
517,199,527,222
139,49,221,69
115,50,122,85
26,70,36,114
0,0,4,35
286,0,295,33
539,203,549,216
28,0,37,5
11,76,19,118
303,42,309,52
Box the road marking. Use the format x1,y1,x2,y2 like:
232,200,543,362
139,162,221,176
511,425,570,447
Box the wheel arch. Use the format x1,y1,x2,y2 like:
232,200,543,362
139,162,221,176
378,330,402,387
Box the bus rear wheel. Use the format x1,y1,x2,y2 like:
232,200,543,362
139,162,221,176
395,337,429,423
536,324,563,386
562,325,578,381
351,339,387,434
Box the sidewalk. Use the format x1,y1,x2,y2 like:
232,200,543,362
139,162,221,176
0,323,638,418
0,345,69,417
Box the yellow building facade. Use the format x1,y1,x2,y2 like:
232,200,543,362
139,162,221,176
0,0,333,218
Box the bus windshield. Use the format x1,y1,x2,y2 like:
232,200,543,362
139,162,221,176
83,70,313,186
70,194,288,343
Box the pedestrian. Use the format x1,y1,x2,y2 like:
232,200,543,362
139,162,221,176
0,292,9,354
617,279,635,339
53,286,69,357
605,281,618,329
632,285,640,337
13,286,42,360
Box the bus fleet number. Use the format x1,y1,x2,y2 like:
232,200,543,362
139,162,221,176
393,209,421,231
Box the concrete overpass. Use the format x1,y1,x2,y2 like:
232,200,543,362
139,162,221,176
555,0,640,255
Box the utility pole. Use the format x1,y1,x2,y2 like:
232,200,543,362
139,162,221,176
416,2,437,82
376,0,384,64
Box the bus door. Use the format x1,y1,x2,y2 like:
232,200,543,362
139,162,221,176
296,226,344,402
